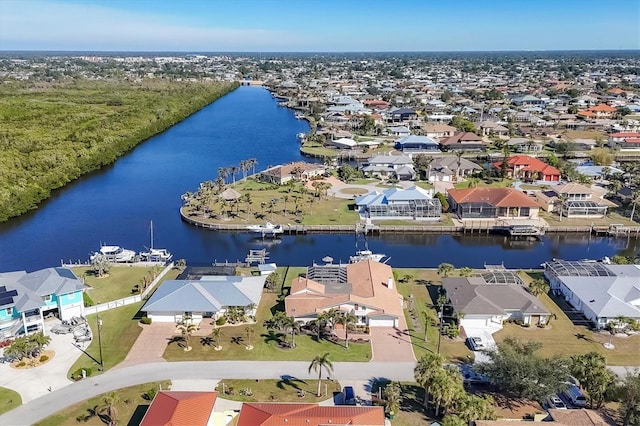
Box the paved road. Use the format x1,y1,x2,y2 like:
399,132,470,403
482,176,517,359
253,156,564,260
0,361,415,425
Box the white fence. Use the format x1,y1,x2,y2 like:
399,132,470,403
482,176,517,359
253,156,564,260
84,262,174,315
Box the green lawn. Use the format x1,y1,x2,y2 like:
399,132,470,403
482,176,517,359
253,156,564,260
454,179,514,189
34,381,170,426
163,291,372,363
541,211,639,227
0,387,22,415
216,379,341,402
494,272,640,366
72,266,180,304
394,269,475,363
67,302,145,378
414,181,434,190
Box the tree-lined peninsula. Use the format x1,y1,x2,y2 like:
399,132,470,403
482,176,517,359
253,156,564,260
0,80,239,222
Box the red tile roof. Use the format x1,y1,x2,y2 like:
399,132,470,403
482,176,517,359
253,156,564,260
447,187,540,208
493,155,561,177
236,403,385,426
140,391,217,426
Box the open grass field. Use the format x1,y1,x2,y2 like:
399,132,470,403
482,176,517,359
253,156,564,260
72,266,180,303
0,387,22,415
216,379,342,403
34,381,170,426
67,302,145,377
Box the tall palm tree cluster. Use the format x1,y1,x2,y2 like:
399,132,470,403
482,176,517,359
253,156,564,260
312,308,357,348
414,353,497,424
4,332,51,361
603,162,640,222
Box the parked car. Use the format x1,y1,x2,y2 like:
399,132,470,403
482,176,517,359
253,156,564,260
562,384,587,407
467,336,485,351
545,395,567,409
343,386,356,405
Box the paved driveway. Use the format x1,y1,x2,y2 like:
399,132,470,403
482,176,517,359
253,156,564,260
461,325,500,364
369,319,416,362
115,323,175,369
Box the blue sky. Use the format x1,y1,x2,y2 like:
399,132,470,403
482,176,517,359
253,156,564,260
1,0,638,51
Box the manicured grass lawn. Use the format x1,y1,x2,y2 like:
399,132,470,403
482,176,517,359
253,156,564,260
73,266,180,304
0,387,22,415
67,302,145,378
216,379,342,402
34,381,170,426
163,292,372,362
394,269,475,363
454,179,514,189
414,181,434,190
300,145,339,157
493,272,640,366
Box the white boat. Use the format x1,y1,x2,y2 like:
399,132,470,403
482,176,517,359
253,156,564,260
246,222,284,236
90,245,136,263
349,249,387,264
139,221,173,262
296,132,306,140
294,112,305,120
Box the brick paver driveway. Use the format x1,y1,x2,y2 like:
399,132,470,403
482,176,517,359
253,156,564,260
115,323,175,369
369,318,416,362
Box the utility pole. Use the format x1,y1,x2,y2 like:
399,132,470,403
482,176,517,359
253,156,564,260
436,308,443,355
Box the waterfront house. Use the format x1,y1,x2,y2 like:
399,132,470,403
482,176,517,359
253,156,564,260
506,137,544,153
544,260,640,330
442,275,550,330
360,155,415,180
422,123,457,139
608,132,640,149
426,156,483,182
237,403,385,426
0,267,86,339
447,187,540,220
440,132,487,151
285,260,404,328
259,162,326,185
355,186,442,221
141,275,266,324
534,182,614,218
394,135,440,154
492,155,561,182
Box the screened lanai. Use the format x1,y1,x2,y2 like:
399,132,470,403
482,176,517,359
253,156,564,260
562,201,608,218
544,259,616,279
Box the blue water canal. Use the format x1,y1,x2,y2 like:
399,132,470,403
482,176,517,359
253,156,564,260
1,86,638,271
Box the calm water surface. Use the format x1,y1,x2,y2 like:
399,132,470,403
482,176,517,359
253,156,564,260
1,87,637,271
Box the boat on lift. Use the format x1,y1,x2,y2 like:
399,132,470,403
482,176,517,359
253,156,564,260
349,249,387,263
246,222,284,236
90,245,136,263
139,221,173,262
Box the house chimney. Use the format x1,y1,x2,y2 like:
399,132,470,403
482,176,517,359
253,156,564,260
387,277,394,289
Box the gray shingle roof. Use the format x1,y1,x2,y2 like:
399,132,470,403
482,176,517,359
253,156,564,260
0,267,85,310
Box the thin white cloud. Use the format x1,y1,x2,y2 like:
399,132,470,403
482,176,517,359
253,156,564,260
0,0,307,50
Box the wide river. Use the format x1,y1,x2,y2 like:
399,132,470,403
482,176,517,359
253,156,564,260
1,87,638,271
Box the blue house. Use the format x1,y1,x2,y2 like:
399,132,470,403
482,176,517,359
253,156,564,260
394,135,441,154
0,267,86,339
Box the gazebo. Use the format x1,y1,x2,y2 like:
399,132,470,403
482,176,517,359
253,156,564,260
220,188,241,201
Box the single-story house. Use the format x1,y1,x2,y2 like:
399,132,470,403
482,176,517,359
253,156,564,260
447,187,540,220
355,186,442,220
423,123,457,139
285,260,405,328
478,121,509,138
0,267,86,339
440,132,487,151
360,155,415,180
493,155,561,182
608,132,640,149
141,275,266,324
141,391,218,426
512,95,546,107
534,182,615,218
442,276,550,330
506,138,544,153
426,156,483,182
259,162,326,185
237,403,385,426
394,135,441,154
575,164,624,180
544,260,640,329
386,125,411,137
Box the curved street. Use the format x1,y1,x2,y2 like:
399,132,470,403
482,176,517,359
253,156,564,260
0,360,416,425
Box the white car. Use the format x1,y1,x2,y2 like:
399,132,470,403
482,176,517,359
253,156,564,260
546,395,567,409
467,336,485,351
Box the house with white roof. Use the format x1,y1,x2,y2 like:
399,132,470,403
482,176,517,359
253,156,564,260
394,135,441,154
141,275,266,324
354,186,441,221
360,155,415,180
0,267,86,339
544,260,640,329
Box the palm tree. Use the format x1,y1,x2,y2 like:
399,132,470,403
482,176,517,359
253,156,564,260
282,194,290,214
241,193,252,216
423,311,435,342
458,267,472,277
455,150,464,181
456,394,497,423
431,367,463,416
177,322,197,351
528,278,550,297
99,391,120,426
414,352,444,410
309,352,334,397
249,158,258,176
240,160,249,180
437,263,454,278
218,167,229,185
336,312,357,349
556,193,569,222
316,312,329,340
211,327,222,350
230,165,239,184
383,381,402,417
630,190,640,223
245,326,255,350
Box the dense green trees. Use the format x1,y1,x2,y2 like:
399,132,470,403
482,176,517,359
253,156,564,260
0,80,238,222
